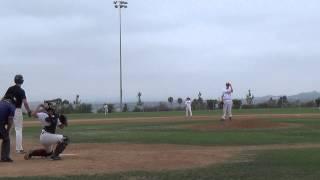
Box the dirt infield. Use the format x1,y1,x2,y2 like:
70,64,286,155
2,142,320,177
186,116,301,131
1,113,319,177
0,143,240,177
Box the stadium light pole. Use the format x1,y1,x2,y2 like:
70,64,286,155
114,0,128,111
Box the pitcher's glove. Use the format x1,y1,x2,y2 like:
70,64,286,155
27,111,32,118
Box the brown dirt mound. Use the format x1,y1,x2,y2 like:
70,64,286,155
187,117,300,131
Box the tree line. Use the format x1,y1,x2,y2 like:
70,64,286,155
50,92,320,114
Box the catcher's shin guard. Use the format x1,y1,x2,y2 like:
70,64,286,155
24,149,53,160
52,136,69,157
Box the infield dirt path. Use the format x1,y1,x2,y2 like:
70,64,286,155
0,113,319,177
1,143,320,177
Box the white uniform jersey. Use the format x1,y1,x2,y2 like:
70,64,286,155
222,87,233,101
36,112,61,127
185,100,192,108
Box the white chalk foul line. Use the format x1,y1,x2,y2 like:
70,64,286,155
60,153,78,156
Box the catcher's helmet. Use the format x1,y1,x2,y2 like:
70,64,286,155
14,74,24,84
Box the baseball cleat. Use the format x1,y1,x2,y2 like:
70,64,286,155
24,150,33,160
50,156,62,161
229,117,232,121
16,150,26,154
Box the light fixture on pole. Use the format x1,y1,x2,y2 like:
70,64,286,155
114,0,128,111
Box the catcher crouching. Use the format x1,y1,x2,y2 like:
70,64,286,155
24,103,69,161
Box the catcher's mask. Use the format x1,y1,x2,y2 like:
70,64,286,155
44,102,56,114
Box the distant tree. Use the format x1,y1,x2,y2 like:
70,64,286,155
158,102,169,111
233,99,242,109
62,99,70,105
198,92,204,105
246,89,254,105
55,98,62,104
73,95,81,106
168,97,174,108
74,103,92,113
177,98,183,107
277,96,288,107
60,99,73,114
315,98,320,108
123,103,128,112
268,97,277,107
207,100,215,110
107,104,114,113
302,101,316,108
196,92,206,110
212,99,218,110
191,99,198,110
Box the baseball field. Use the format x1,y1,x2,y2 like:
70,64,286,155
2,108,320,180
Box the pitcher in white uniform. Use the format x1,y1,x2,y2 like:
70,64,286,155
221,82,234,121
185,97,192,119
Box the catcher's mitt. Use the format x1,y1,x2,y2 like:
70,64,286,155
59,114,68,126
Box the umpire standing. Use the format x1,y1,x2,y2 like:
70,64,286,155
0,94,15,162
4,75,32,154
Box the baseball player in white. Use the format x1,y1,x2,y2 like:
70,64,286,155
104,104,109,117
24,103,69,161
185,97,192,119
221,82,233,121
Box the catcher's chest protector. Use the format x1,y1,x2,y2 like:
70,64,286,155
44,116,58,134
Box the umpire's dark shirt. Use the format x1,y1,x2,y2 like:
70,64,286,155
0,101,15,125
5,85,26,108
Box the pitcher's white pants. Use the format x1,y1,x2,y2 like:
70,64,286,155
186,106,192,117
222,100,233,120
13,108,24,151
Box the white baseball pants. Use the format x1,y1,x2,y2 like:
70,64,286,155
13,108,24,151
222,100,233,120
186,106,192,117
40,130,64,153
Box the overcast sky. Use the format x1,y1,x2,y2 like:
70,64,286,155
0,0,319,103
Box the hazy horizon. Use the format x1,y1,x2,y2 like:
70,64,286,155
1,0,319,102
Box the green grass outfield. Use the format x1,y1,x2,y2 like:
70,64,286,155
24,116,320,146
7,109,320,180
23,107,320,120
